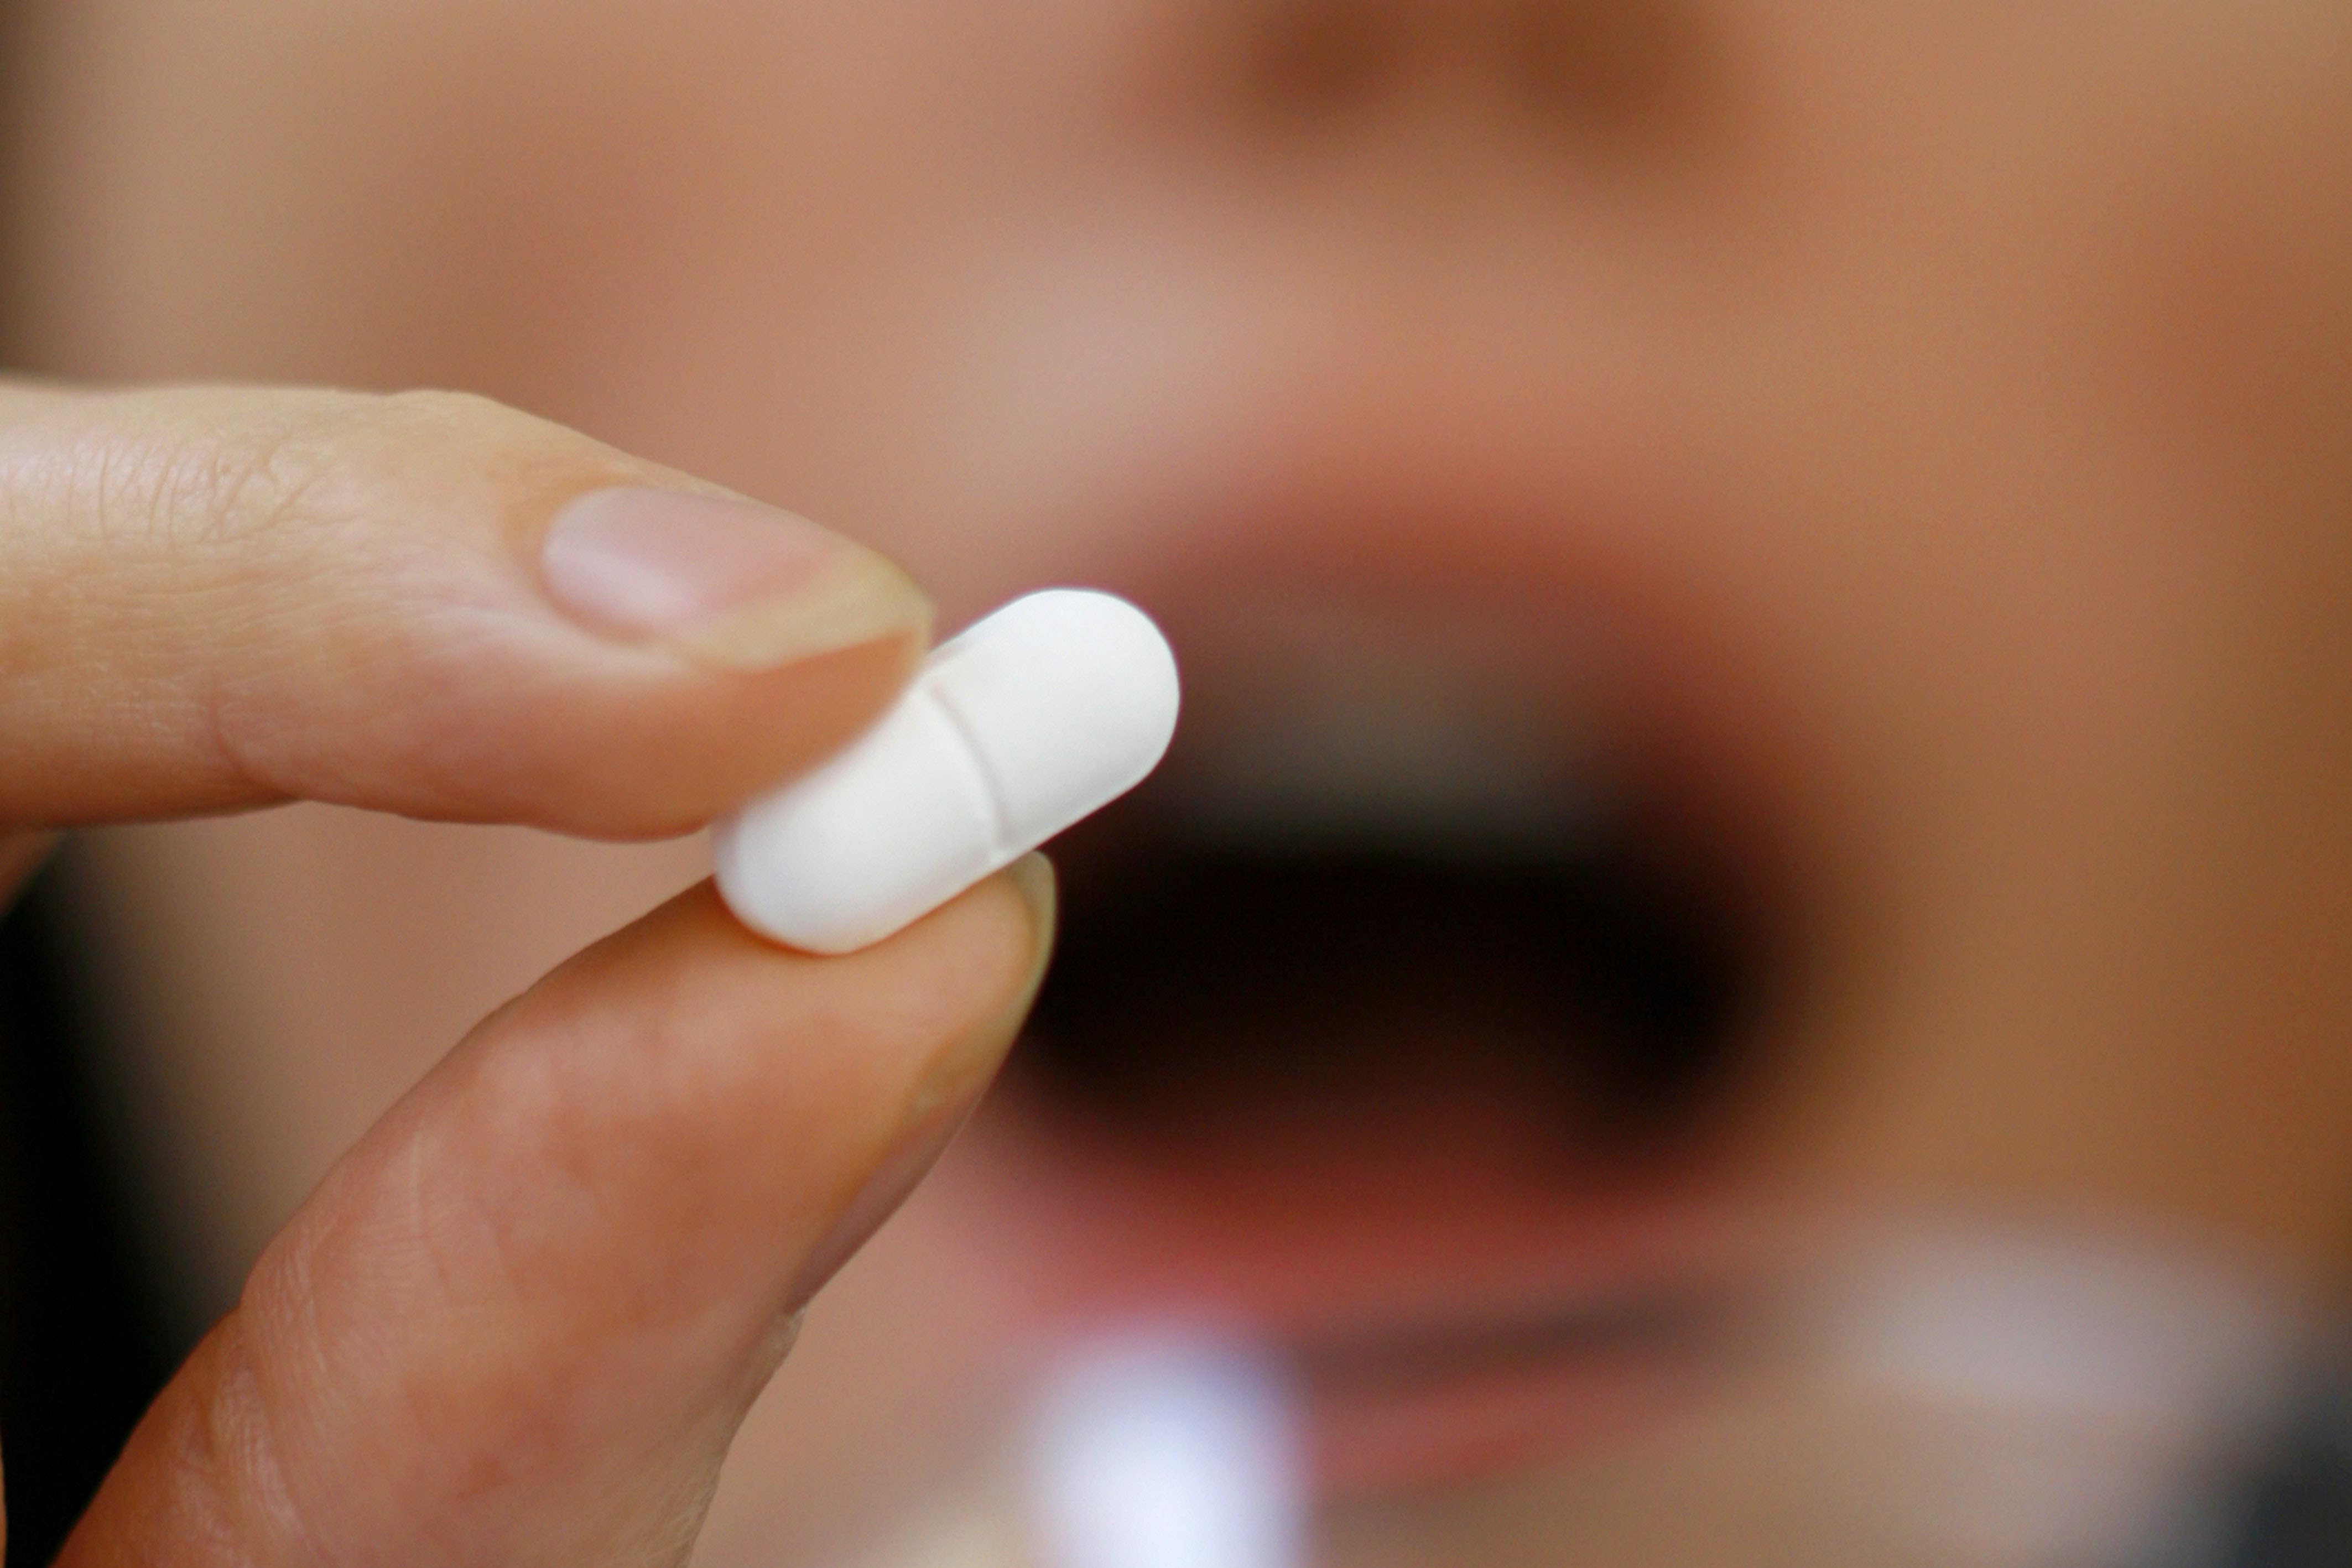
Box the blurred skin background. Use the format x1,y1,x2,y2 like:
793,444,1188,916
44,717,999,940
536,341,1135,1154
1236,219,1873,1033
3,1,2352,1564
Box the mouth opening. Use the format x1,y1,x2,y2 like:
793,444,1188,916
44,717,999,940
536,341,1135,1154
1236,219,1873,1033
989,584,1803,1486
1013,762,1775,1171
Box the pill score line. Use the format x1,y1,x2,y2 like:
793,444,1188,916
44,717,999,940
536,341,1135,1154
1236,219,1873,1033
920,677,1016,860
712,588,1182,955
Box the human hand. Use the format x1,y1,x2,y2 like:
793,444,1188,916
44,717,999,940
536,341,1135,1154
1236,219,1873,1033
0,383,1054,1564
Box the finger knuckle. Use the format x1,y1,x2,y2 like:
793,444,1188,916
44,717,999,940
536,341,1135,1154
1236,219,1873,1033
102,387,626,559
131,1316,331,1562
80,388,374,553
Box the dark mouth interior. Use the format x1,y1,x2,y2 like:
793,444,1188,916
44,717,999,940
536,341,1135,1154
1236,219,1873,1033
1013,775,1769,1166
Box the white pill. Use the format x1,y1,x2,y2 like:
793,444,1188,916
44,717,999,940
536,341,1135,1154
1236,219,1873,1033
712,588,1180,954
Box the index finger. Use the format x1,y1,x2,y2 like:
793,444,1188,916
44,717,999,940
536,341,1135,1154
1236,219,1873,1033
0,382,933,836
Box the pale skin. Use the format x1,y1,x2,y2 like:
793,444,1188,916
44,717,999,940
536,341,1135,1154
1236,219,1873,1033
0,385,1056,1561
6,0,2352,1562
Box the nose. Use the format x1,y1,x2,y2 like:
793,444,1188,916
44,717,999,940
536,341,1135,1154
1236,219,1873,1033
1167,0,1715,152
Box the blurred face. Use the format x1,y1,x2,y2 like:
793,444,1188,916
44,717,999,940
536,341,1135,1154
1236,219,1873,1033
12,0,2352,1560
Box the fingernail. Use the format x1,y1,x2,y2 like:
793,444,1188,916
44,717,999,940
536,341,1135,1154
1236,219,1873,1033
540,487,932,669
786,857,1058,1309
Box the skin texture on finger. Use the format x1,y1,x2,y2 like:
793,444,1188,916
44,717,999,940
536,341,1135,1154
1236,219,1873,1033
0,382,930,837
57,863,1053,1568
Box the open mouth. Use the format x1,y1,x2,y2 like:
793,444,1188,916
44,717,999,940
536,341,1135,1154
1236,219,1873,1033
1022,797,1760,1159
993,587,1798,1490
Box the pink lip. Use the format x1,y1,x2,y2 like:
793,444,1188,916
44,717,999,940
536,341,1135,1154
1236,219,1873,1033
1280,1263,1739,1495
1304,1324,1706,1497
940,1091,1760,1493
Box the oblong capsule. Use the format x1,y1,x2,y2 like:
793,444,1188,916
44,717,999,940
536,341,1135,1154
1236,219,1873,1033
713,588,1181,954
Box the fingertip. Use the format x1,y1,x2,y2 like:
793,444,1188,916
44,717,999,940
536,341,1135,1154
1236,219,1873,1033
889,856,1060,1123
447,622,927,841
535,485,934,673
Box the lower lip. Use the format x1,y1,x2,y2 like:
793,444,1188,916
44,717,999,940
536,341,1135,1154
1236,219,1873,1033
1304,1322,1706,1498
954,1099,1740,1491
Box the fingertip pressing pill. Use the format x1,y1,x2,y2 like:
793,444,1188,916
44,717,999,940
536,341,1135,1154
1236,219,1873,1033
712,588,1180,954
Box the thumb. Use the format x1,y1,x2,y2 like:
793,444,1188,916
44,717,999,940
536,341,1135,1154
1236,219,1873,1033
58,862,1053,1567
